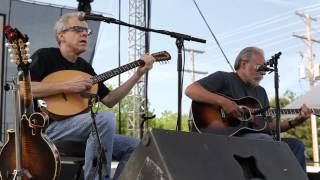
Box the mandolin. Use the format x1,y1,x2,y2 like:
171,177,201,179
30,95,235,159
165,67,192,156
0,26,60,180
42,51,171,120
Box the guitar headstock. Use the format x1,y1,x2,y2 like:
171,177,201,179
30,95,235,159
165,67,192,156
4,25,31,70
151,51,171,63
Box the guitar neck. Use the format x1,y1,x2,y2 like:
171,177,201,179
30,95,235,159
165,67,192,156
266,108,320,116
92,60,144,84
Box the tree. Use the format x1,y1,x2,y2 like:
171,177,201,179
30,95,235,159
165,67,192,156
148,110,189,131
94,83,190,138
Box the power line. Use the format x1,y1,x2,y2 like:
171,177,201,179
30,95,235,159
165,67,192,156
255,28,320,46
222,13,320,44
206,15,320,50
218,4,320,38
220,21,303,47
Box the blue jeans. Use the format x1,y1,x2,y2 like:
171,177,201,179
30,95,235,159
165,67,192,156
239,133,306,171
46,110,118,180
113,135,139,180
282,138,306,171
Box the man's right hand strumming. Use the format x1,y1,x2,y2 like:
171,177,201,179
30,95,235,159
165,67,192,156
220,97,242,118
63,76,93,93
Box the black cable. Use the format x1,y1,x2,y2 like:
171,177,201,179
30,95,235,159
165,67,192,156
193,0,234,72
117,0,122,134
118,0,122,134
140,0,152,139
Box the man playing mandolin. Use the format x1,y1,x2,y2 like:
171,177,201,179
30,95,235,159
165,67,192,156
185,47,311,171
29,12,155,180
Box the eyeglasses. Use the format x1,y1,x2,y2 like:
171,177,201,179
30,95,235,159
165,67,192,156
62,26,92,36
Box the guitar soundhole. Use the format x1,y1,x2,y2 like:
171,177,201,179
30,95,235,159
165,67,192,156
228,107,252,127
238,106,252,122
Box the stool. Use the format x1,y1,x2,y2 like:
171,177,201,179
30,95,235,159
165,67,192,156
54,140,86,180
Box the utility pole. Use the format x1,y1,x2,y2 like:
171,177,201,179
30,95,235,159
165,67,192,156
183,48,207,131
184,48,208,81
293,11,319,167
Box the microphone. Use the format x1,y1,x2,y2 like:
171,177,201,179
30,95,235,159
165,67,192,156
79,13,117,23
266,51,282,65
77,0,93,14
272,51,282,60
256,64,273,72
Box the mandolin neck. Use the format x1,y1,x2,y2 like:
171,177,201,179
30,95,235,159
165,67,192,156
92,60,144,84
21,71,34,114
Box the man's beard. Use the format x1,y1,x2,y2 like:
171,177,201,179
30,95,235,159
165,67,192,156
250,77,263,87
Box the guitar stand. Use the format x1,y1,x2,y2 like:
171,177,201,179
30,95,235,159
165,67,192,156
12,169,33,180
6,73,34,180
140,114,156,139
81,92,109,180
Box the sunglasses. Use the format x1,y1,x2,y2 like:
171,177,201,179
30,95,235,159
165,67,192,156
62,26,92,36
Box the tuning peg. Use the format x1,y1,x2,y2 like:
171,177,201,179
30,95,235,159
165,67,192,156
9,54,15,58
7,48,12,53
27,59,32,63
5,43,11,47
26,42,30,46
10,59,15,63
25,47,30,52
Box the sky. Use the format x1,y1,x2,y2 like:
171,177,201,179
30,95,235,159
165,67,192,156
24,0,320,117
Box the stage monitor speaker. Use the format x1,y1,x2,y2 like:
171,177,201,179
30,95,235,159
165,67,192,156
119,128,308,180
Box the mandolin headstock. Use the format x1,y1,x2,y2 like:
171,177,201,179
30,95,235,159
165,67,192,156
4,25,31,70
151,51,171,63
4,25,33,111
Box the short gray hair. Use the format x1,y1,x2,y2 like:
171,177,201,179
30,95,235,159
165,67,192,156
53,12,84,43
234,47,264,70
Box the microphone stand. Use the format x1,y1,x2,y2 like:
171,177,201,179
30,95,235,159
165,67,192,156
81,92,108,180
266,52,281,141
83,13,206,131
176,38,184,131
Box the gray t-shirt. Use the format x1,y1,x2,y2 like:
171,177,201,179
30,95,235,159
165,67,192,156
198,71,269,108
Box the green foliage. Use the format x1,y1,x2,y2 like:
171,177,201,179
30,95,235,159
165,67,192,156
269,97,290,108
94,83,190,138
283,90,296,102
148,110,189,131
283,120,314,160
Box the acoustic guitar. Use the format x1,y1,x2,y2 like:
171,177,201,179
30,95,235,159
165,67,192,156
41,51,171,120
192,96,320,136
0,26,60,180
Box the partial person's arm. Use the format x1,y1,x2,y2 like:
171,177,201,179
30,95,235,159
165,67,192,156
101,54,155,108
268,104,311,132
30,76,93,98
185,82,242,118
